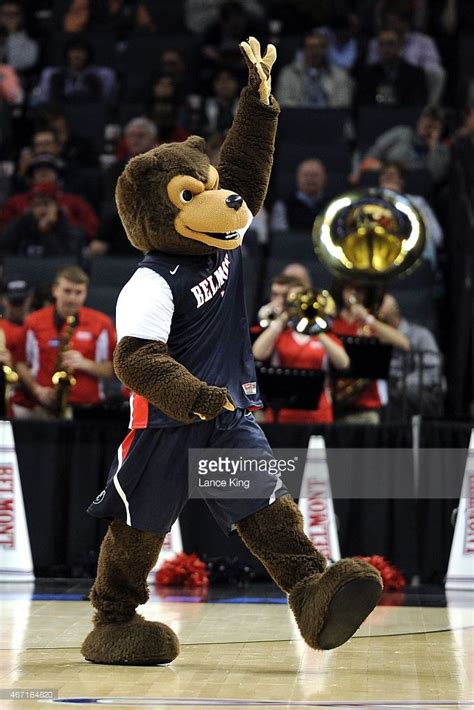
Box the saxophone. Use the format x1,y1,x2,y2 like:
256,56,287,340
51,315,77,419
0,326,19,419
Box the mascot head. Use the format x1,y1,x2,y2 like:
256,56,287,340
116,135,252,256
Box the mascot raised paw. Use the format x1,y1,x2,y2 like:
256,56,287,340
81,37,382,666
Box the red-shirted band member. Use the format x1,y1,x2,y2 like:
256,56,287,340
252,280,350,423
13,266,117,419
0,278,33,417
331,281,410,423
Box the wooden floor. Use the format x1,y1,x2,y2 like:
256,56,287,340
0,585,473,709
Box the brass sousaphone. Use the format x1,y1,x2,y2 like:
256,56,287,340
312,188,426,408
313,188,426,282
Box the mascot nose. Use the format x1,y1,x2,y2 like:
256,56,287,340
226,194,243,211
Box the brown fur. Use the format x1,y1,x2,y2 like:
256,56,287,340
115,88,279,257
113,337,228,423
81,519,179,665
238,496,383,650
236,495,327,592
288,559,383,650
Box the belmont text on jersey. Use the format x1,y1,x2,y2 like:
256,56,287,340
190,254,230,308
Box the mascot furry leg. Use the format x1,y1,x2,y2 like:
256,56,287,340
237,496,381,650
82,520,179,664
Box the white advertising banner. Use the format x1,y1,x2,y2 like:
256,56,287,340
446,430,474,591
0,420,34,582
298,435,340,562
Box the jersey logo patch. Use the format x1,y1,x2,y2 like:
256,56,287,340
75,330,93,341
93,490,106,504
242,381,257,395
169,265,180,275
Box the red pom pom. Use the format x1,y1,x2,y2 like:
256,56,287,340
156,553,209,588
356,555,406,591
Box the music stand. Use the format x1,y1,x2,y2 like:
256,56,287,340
255,364,325,422
330,337,392,415
337,336,392,379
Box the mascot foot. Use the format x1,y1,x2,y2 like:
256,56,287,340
289,559,383,650
81,614,180,666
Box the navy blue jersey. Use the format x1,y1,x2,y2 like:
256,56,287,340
128,248,261,428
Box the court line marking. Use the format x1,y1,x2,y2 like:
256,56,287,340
42,697,474,707
1,623,473,652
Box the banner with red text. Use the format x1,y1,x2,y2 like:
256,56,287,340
298,435,340,562
0,420,34,582
446,430,474,591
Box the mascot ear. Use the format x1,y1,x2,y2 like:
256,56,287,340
185,135,207,153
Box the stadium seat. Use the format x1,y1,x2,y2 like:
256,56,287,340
356,105,421,152
89,256,139,287
269,229,315,261
65,103,106,152
86,285,121,320
1,256,77,287
277,108,351,144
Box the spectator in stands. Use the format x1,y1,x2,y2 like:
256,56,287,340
378,293,443,415
198,1,265,90
366,6,446,103
0,182,86,259
37,104,99,169
0,154,99,240
13,265,116,419
102,117,158,207
1,277,32,325
184,0,265,36
331,280,410,422
197,68,241,137
356,105,450,184
149,97,191,146
15,126,100,206
253,275,350,423
317,14,362,72
63,0,156,37
378,160,443,269
355,26,427,106
0,0,38,72
270,158,332,232
0,50,22,103
157,47,195,104
31,36,118,107
275,30,354,108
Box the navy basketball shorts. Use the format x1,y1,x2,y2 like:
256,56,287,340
87,409,289,535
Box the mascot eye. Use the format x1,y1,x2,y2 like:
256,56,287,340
180,190,193,203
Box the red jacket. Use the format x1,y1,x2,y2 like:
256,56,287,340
15,305,116,408
0,190,99,239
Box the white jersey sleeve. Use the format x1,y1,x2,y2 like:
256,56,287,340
116,267,174,344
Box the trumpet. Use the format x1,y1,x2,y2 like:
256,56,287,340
257,303,281,329
51,315,77,419
286,288,336,336
0,326,19,419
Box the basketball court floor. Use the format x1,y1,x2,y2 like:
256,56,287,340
1,581,473,709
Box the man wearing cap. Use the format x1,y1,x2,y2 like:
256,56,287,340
0,182,86,258
0,153,98,239
13,265,116,419
1,277,32,325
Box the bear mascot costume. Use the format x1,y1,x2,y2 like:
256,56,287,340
82,38,382,666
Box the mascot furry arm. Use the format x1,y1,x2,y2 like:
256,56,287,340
113,39,279,423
